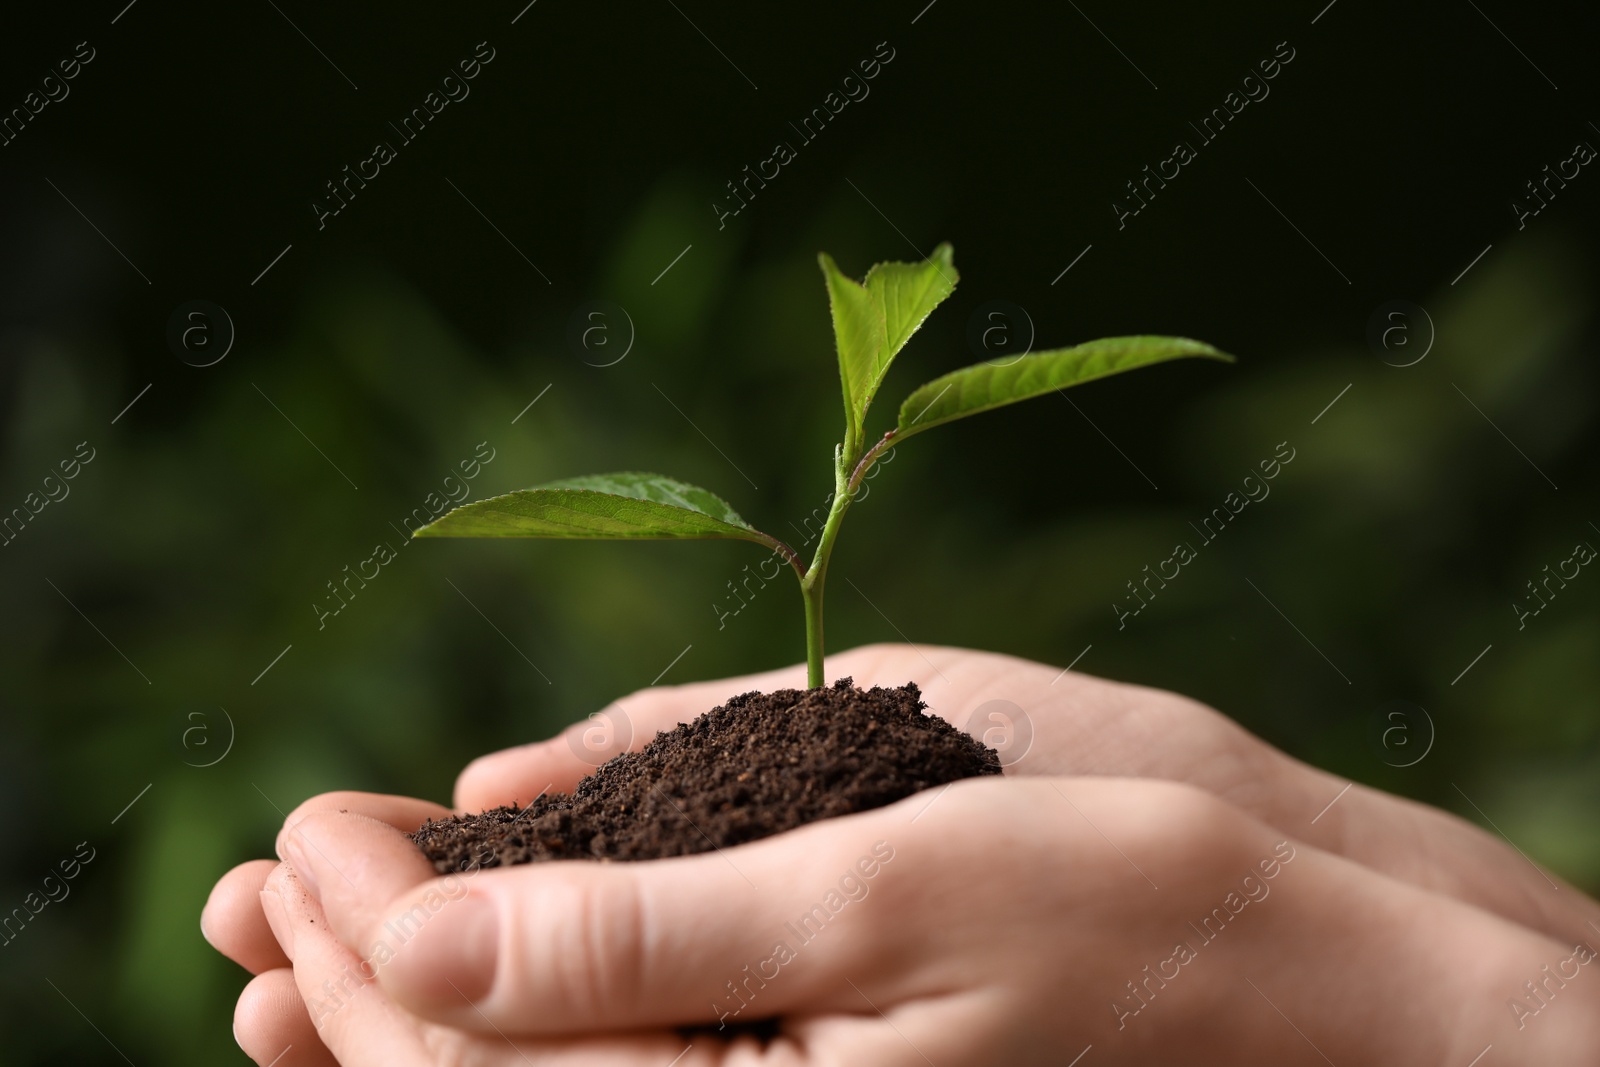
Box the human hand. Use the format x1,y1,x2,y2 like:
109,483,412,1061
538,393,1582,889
457,644,1600,947
204,644,1600,1064
240,775,1598,1065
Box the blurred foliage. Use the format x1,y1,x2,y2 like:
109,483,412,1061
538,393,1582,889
2,1,1597,1063
1,182,1596,1065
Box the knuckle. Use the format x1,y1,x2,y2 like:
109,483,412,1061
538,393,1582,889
524,873,648,1023
1111,780,1249,869
418,1025,486,1067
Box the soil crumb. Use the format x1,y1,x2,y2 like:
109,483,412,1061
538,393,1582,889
411,678,1000,870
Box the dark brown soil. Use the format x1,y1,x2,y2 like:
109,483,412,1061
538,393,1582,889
411,678,1000,872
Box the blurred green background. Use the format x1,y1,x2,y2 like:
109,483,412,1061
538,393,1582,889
2,0,1597,1063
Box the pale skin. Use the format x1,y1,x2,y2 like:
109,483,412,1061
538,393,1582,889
204,644,1600,1065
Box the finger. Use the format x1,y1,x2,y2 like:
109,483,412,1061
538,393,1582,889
775,778,1596,1065
280,809,831,1050
278,810,437,945
453,646,914,810
276,792,451,859
1309,777,1600,952
267,864,727,1067
266,865,438,1067
847,643,1600,951
463,637,1600,1007
788,998,996,1067
233,968,339,1067
342,781,992,1034
1163,827,1600,1062
205,860,291,974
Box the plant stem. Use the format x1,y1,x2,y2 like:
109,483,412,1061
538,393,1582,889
802,571,826,688
847,431,897,496
799,447,861,688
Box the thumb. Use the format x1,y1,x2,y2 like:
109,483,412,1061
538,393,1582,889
372,801,922,1034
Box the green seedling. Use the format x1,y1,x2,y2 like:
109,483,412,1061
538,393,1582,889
416,244,1232,687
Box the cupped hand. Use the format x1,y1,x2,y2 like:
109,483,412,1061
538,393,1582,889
458,644,1600,948
204,643,1600,1064
203,795,452,1067
255,776,1598,1065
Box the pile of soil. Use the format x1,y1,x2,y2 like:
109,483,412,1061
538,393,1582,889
411,678,1000,871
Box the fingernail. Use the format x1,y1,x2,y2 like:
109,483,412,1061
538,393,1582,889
280,832,321,898
199,910,215,949
259,887,295,962
392,893,498,1004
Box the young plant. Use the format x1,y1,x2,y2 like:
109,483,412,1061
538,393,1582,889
416,245,1231,687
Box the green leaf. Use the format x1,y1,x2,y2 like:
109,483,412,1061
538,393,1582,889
894,336,1234,440
413,472,787,555
820,243,958,454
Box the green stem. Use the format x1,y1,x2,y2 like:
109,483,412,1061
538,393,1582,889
847,431,897,496
802,573,826,688
798,445,868,688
